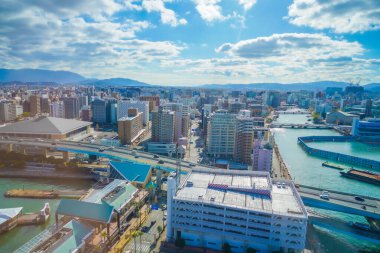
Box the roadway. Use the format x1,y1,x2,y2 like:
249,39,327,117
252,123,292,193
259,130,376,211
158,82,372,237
0,137,214,173
298,185,380,220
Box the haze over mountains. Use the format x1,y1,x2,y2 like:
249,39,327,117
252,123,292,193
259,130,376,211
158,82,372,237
0,68,379,91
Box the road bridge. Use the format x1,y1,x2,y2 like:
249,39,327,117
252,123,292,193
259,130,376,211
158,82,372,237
270,123,333,129
298,185,380,231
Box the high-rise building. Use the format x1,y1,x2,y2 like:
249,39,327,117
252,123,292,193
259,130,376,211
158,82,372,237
139,96,160,112
81,106,91,122
151,108,175,143
63,97,79,119
50,101,65,118
29,95,41,116
0,101,10,123
264,91,281,108
78,95,88,110
40,97,51,114
92,98,107,123
234,115,254,165
118,108,144,145
207,110,237,158
166,169,308,253
117,100,149,125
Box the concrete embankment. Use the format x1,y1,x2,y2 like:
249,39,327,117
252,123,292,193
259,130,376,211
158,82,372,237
4,189,87,199
272,142,292,180
0,169,96,181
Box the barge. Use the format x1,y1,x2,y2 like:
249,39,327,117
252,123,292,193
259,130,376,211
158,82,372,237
340,169,380,186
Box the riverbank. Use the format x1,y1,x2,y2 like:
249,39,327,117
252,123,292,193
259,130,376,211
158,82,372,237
272,142,292,180
4,189,87,199
0,169,96,180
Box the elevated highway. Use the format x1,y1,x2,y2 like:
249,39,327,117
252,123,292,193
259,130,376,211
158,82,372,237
298,185,380,226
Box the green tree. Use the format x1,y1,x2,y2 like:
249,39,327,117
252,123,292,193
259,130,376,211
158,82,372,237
132,230,144,253
222,242,231,253
247,248,257,253
157,225,162,234
174,237,186,249
321,111,327,119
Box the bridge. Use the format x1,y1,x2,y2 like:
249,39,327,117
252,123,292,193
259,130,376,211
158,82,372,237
270,123,333,129
276,111,310,115
0,138,209,173
297,185,380,231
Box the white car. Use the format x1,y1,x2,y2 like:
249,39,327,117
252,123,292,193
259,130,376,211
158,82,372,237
320,194,329,200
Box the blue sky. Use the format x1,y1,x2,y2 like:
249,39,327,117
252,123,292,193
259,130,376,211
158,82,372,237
0,0,380,85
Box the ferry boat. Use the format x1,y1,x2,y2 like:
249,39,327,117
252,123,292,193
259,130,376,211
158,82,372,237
340,169,380,186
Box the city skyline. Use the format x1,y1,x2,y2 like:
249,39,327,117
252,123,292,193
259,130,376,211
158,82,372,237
1,0,380,85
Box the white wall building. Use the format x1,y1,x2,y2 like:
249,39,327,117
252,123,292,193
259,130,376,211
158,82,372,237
50,101,65,118
167,169,308,253
117,100,149,125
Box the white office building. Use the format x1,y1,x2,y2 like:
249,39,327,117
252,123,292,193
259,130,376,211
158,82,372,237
167,168,308,253
117,100,149,125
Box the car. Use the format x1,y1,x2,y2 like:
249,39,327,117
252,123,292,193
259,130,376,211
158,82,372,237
163,211,167,220
153,154,159,158
51,142,56,145
354,196,365,202
120,223,130,232
158,160,165,164
98,147,105,152
189,163,195,167
320,194,329,200
134,155,139,158
141,226,150,233
151,220,156,226
161,204,167,210
190,141,194,144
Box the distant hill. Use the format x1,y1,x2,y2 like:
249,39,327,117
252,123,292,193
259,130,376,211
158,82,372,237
80,78,151,87
363,83,380,92
0,68,85,83
200,81,350,91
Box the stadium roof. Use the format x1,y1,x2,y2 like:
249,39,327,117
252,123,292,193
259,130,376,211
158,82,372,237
0,116,91,135
56,199,114,224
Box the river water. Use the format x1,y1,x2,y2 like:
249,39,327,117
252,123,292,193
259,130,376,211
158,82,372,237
0,178,90,252
274,114,380,252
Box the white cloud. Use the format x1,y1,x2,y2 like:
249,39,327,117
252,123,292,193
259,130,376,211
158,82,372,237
216,33,363,61
287,0,380,33
238,0,257,11
193,0,225,22
141,0,187,26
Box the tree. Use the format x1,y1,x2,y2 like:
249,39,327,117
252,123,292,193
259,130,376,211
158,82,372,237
247,248,257,253
132,230,143,253
321,110,327,119
101,230,107,243
157,225,163,234
222,242,231,253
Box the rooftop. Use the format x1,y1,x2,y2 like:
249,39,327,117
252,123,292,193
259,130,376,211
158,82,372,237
0,207,23,225
56,199,114,224
175,168,306,217
0,116,91,135
109,161,151,183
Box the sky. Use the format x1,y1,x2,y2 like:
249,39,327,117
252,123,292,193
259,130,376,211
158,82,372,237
0,0,380,86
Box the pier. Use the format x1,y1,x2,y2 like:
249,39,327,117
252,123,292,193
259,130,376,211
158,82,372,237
4,189,88,199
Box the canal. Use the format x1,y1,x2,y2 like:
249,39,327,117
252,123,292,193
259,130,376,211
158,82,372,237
274,113,380,252
0,178,91,253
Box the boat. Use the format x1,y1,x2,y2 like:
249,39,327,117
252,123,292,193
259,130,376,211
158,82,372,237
349,221,371,231
340,169,380,186
322,161,349,170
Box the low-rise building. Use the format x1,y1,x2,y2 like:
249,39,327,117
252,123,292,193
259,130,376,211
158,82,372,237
167,168,308,253
326,111,358,125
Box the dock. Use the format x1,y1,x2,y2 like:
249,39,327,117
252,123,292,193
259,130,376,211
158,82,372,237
4,189,88,199
321,161,350,170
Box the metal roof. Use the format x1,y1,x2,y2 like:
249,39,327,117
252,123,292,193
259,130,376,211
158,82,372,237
109,161,151,183
0,207,23,225
56,199,114,224
0,116,91,135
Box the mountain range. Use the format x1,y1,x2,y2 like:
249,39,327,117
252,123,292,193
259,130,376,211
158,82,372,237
0,68,379,91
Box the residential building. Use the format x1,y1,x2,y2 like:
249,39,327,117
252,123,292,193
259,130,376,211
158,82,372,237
118,108,144,145
234,115,255,165
167,168,308,253
40,97,50,114
252,139,273,172
207,110,237,158
29,95,41,116
63,97,80,119
139,95,160,112
118,100,149,125
151,108,175,143
81,105,91,121
50,101,65,118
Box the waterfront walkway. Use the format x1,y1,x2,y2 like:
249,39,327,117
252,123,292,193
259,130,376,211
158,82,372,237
272,143,292,180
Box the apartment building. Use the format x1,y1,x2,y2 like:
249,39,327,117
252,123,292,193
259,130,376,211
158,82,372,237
151,108,175,143
118,108,144,145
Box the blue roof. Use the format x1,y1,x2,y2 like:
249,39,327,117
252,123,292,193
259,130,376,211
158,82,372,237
56,199,114,224
109,161,151,183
